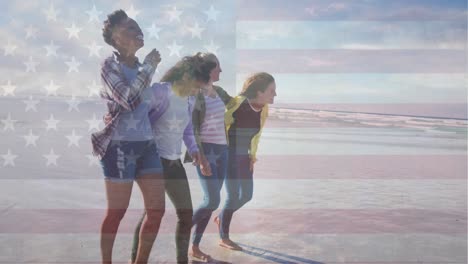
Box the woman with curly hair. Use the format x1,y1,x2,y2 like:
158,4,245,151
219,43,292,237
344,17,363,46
93,9,164,264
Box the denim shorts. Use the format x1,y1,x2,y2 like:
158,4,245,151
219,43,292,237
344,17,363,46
100,140,163,182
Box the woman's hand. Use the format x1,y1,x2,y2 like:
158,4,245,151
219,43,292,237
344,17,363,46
103,113,112,125
191,152,201,166
250,159,256,172
144,48,161,67
199,156,212,176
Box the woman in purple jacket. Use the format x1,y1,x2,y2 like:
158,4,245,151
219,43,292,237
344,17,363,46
130,55,217,264
103,54,216,264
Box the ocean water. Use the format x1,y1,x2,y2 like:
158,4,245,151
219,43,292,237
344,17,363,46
0,96,466,179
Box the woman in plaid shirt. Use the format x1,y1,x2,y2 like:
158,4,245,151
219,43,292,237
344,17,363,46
94,10,165,264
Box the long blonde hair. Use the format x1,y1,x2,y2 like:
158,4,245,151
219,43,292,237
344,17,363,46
240,72,275,99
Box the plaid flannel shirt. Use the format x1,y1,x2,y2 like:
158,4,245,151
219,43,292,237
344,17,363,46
91,53,156,159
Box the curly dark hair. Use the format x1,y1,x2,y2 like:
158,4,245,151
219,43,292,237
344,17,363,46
160,54,216,83
102,9,128,47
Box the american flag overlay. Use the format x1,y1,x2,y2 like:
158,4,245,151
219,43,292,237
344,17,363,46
0,0,467,263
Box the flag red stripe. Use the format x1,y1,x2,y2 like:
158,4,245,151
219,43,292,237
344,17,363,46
268,103,468,120
1,209,465,234
253,155,467,179
236,0,467,21
237,50,466,73
0,155,464,179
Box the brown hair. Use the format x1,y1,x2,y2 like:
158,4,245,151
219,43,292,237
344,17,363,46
240,72,275,99
160,54,216,84
160,54,217,97
196,52,218,64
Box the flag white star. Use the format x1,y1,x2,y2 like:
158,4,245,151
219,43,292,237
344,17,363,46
125,149,139,166
44,114,60,131
25,24,39,39
126,4,141,19
66,129,82,147
1,113,16,131
23,96,40,112
167,6,182,22
1,80,16,96
43,149,60,166
24,56,39,73
123,114,140,131
186,22,205,39
167,40,183,57
204,39,220,55
8,18,21,28
167,114,184,131
44,80,60,96
85,4,102,23
86,154,100,166
3,41,17,56
204,148,219,164
23,129,40,147
204,5,220,22
2,149,18,167
87,81,101,97
146,23,162,39
65,56,81,73
66,96,81,112
65,23,82,39
43,4,60,22
86,114,101,131
44,41,60,57
85,42,103,57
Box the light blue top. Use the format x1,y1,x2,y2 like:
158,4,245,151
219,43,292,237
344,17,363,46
112,64,154,141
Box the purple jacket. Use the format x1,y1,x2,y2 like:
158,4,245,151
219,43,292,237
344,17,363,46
148,82,198,155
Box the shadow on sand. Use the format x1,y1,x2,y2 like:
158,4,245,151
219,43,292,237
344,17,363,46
191,259,232,264
237,243,324,264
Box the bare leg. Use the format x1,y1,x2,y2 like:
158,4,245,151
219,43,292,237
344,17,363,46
214,216,243,251
101,180,133,264
133,174,165,264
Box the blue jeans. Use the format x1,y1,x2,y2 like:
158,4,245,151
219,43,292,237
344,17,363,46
219,150,253,239
191,142,228,245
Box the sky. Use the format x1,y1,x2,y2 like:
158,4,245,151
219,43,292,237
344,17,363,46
0,0,467,118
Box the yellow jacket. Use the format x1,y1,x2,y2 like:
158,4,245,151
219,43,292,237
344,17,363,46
225,96,269,162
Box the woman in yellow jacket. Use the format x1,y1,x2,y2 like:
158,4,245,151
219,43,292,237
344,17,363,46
214,72,277,250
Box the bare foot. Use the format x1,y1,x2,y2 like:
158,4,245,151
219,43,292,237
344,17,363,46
219,239,243,251
190,245,212,262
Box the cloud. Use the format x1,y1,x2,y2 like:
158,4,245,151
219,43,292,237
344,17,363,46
326,3,348,11
237,21,467,50
304,2,349,17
